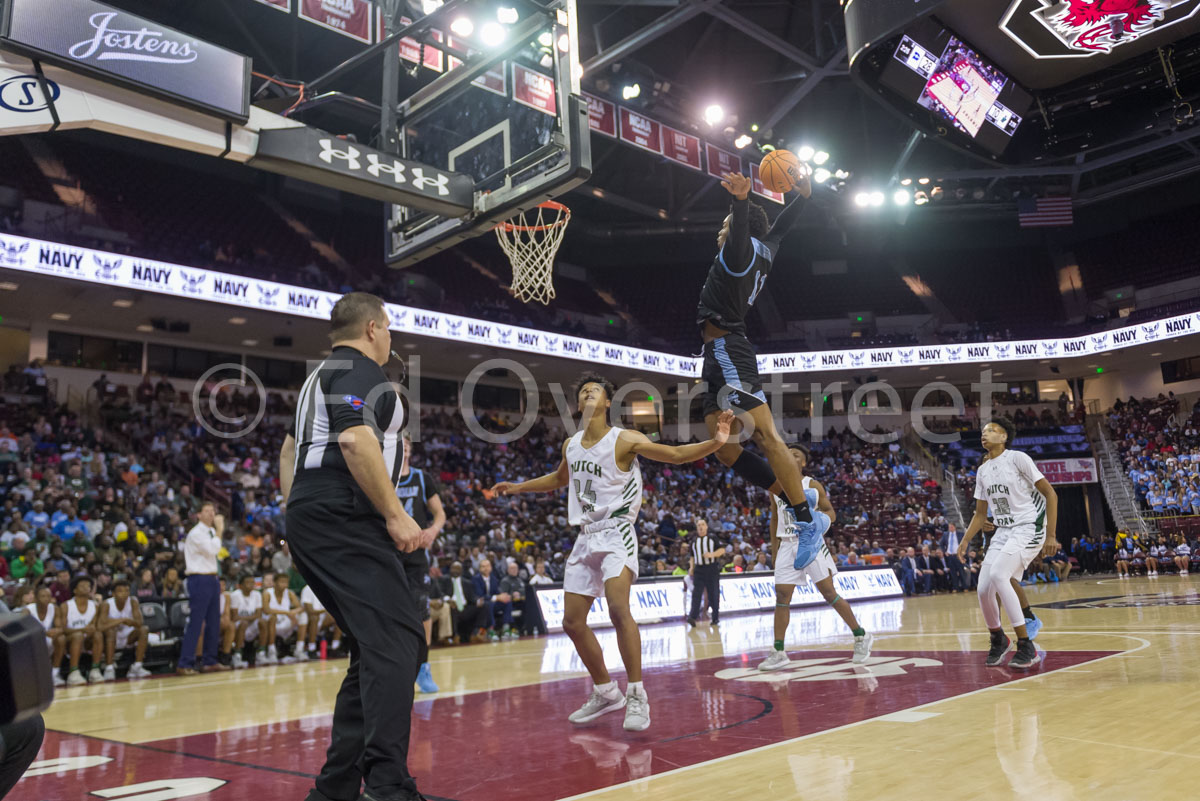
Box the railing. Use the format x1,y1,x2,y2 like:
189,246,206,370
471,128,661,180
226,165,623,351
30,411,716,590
1090,416,1151,536
901,422,966,528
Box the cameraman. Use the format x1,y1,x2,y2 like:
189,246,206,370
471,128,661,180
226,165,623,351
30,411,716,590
1,598,47,798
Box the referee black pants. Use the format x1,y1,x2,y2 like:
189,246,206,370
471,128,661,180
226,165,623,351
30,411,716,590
690,565,721,624
287,485,424,800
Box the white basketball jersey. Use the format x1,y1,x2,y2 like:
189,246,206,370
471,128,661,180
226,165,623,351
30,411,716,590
300,585,324,612
220,592,228,615
974,450,1047,529
231,589,262,619
565,427,642,527
266,588,292,617
65,598,97,629
105,597,135,633
24,602,55,631
773,476,814,541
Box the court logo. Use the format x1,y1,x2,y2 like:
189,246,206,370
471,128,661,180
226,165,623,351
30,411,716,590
0,238,29,267
0,74,61,113
92,254,122,280
1002,0,1200,57
715,655,943,683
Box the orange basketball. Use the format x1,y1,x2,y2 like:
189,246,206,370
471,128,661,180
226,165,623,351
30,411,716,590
760,149,801,193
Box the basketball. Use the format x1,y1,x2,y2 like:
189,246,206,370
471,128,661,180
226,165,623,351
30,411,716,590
759,149,801,193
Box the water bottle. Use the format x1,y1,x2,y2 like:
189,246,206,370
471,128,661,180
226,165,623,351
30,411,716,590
319,640,327,660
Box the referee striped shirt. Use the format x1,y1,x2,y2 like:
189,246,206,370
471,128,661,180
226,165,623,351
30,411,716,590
290,345,405,502
691,533,721,568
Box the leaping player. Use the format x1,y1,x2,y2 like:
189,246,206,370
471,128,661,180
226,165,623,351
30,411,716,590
958,419,1058,669
491,374,733,732
758,445,872,671
696,167,828,568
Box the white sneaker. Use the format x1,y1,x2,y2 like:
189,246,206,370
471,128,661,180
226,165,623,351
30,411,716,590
568,686,626,723
232,653,247,670
852,633,874,664
757,650,791,671
103,664,116,682
330,639,341,651
52,672,65,687
295,648,309,662
263,650,278,666
623,690,650,732
281,656,296,665
128,663,150,679
87,667,103,683
67,669,86,687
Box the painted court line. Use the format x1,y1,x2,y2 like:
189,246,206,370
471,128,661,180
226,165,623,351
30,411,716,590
556,633,1152,801
875,710,942,723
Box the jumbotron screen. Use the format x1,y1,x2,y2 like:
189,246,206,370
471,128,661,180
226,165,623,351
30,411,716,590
880,19,1032,155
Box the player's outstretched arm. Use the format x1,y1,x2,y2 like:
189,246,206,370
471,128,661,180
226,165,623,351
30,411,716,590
810,478,837,523
958,499,990,560
764,166,812,247
621,410,734,465
490,442,570,497
719,172,754,270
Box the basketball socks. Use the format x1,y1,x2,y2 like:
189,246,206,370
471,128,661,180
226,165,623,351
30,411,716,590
852,627,866,638
595,680,619,697
627,681,645,696
774,640,785,651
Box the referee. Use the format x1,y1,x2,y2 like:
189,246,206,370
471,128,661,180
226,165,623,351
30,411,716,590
280,292,425,801
686,518,726,627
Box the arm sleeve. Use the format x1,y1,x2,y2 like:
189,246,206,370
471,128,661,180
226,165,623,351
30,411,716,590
719,197,754,273
327,364,390,435
763,193,808,248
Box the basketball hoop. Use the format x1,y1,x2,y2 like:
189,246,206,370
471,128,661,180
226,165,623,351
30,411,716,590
494,200,570,305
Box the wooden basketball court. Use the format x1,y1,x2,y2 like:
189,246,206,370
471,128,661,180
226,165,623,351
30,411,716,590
19,576,1198,801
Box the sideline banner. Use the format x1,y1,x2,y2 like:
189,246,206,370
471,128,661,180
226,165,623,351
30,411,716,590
534,568,903,632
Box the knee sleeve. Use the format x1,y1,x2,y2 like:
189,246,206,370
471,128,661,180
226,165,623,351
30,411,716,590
732,450,777,492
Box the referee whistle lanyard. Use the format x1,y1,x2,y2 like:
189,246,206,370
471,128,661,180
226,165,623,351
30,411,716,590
389,349,407,383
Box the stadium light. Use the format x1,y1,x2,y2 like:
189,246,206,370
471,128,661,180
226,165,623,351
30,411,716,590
480,21,506,46
622,83,641,100
704,104,724,126
854,192,870,207
421,0,443,13
558,33,570,52
813,150,829,165
918,177,931,185
450,16,474,37
496,7,519,24
813,167,831,183
540,52,554,68
869,191,885,207
900,178,912,186
750,123,759,132
914,191,929,206
797,145,815,161
893,189,910,206
537,31,553,46
734,133,753,149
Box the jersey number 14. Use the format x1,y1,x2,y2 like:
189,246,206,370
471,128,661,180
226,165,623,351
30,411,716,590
575,479,597,513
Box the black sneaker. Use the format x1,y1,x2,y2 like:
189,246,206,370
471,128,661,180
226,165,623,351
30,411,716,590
985,634,1011,666
686,618,697,628
1008,639,1041,670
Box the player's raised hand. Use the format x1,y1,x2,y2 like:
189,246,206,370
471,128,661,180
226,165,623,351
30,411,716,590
720,172,751,200
490,481,517,497
713,410,735,445
791,162,813,199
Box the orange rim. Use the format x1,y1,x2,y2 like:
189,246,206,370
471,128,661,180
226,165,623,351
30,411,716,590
495,200,571,233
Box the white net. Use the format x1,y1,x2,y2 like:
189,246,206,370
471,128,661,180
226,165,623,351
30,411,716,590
495,201,570,305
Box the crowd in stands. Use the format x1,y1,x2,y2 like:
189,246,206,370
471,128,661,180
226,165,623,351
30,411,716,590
5,361,1198,683
1108,392,1200,516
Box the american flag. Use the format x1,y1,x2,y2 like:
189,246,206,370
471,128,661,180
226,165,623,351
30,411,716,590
1017,196,1074,228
